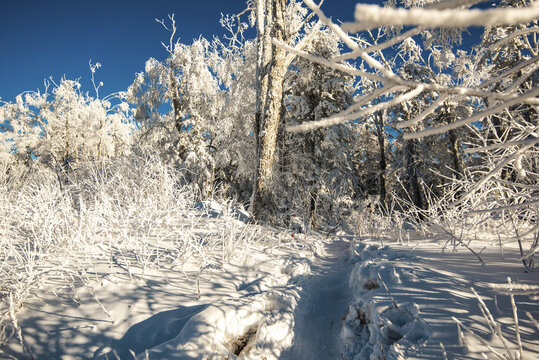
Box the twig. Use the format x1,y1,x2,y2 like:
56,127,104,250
440,224,486,266
440,342,448,360
377,273,398,309
9,293,34,360
525,312,539,332
507,277,524,359
471,287,495,335
470,288,513,357
452,317,506,360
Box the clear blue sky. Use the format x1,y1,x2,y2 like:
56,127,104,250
1,0,362,103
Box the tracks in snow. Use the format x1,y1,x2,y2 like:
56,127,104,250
282,239,354,360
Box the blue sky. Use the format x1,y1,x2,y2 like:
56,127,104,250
1,0,363,103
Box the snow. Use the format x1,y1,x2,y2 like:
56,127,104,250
194,200,252,223
281,240,355,359
341,240,539,359
341,243,432,360
2,215,538,359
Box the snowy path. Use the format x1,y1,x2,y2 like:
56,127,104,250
282,239,353,360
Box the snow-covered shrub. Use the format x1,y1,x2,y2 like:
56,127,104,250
0,78,134,170
0,151,270,350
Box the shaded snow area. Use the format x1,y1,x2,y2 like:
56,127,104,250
2,211,538,359
341,241,539,360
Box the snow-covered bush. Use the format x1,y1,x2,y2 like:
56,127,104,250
0,152,264,351
0,77,134,171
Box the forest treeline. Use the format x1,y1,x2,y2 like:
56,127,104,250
1,0,537,243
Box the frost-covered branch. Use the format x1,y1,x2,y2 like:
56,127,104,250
481,55,539,89
220,7,254,47
156,14,177,55
464,136,539,154
333,27,424,61
488,27,539,53
287,85,424,132
89,60,103,98
403,87,539,140
283,21,323,67
451,143,536,206
272,38,385,82
342,3,539,32
302,0,396,79
396,94,452,129
469,198,539,214
275,1,539,138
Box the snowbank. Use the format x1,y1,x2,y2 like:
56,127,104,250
341,243,431,360
342,240,539,360
91,236,317,360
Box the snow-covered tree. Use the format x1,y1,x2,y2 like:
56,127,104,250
0,75,133,170
278,28,356,227
210,37,258,202
127,17,225,196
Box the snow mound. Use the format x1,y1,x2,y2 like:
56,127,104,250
341,242,431,360
349,243,417,296
94,241,315,360
127,291,297,360
341,300,431,360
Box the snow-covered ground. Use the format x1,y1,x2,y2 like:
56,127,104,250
341,239,539,360
1,205,538,359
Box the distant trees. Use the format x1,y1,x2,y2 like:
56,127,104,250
0,74,133,170
276,0,538,239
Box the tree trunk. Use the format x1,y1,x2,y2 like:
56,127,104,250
251,0,288,221
305,132,317,228
170,69,182,136
375,110,387,210
447,129,462,177
405,138,424,219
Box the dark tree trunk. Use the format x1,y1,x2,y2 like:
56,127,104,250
405,139,424,219
375,110,387,210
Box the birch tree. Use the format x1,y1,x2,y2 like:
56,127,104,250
251,0,321,221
